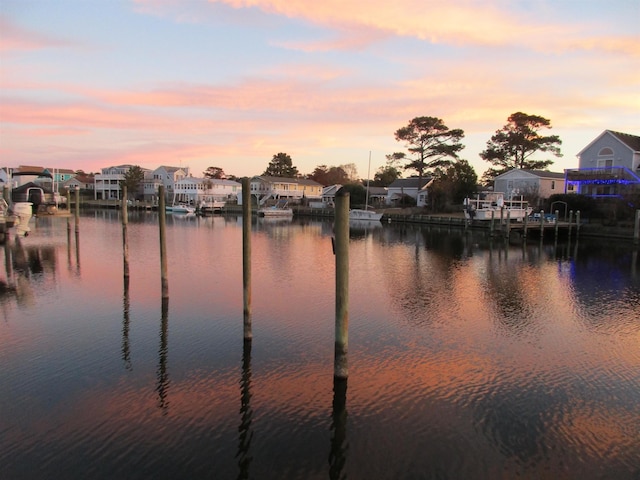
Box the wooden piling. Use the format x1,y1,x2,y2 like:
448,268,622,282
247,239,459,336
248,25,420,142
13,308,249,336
506,209,511,238
334,188,349,379
490,210,495,236
2,185,9,203
540,210,544,237
523,212,528,239
74,187,80,233
568,210,574,238
158,185,169,298
66,189,72,232
122,186,130,281
554,210,559,240
634,210,640,245
576,210,581,238
242,178,252,340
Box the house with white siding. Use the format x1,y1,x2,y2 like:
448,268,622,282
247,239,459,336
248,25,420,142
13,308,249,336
240,176,323,206
173,177,241,206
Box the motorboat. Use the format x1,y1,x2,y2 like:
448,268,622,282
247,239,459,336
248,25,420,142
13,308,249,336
259,205,294,217
166,204,196,214
349,209,383,221
463,192,532,221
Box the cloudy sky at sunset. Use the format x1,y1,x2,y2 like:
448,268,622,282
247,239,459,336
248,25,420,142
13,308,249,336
1,0,638,180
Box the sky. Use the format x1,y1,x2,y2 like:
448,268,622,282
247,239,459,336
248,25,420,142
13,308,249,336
1,0,639,180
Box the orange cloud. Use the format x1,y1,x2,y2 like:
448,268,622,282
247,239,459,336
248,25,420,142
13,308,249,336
193,0,639,56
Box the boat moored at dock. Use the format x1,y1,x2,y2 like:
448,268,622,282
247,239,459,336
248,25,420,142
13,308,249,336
463,192,532,221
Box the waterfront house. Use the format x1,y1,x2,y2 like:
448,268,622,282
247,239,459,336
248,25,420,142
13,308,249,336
62,173,95,193
386,177,432,207
493,169,566,206
242,176,323,206
151,166,190,201
565,130,640,197
95,165,148,200
173,177,241,205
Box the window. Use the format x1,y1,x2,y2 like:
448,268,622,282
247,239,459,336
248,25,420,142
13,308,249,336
597,147,614,172
551,181,555,190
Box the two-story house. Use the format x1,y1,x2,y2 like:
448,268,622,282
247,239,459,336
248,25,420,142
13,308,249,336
148,166,190,201
173,177,241,207
95,165,135,200
493,169,566,206
243,176,323,206
565,130,640,197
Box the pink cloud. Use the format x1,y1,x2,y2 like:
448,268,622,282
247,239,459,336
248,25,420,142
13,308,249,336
0,17,75,52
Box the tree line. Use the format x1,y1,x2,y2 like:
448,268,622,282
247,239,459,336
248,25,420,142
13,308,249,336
122,111,562,211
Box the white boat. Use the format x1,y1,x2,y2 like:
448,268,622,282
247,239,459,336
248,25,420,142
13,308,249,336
463,192,533,221
258,198,293,217
349,151,382,222
349,209,382,221
198,199,226,213
259,205,293,217
166,203,196,214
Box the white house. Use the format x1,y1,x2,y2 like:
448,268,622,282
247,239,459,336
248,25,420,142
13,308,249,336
95,165,136,200
565,130,640,197
173,177,241,205
386,177,432,207
493,169,566,206
239,176,323,206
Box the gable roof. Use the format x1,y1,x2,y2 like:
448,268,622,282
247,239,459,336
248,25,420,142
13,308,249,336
388,177,432,189
527,170,565,179
578,130,640,156
253,176,322,187
608,131,640,152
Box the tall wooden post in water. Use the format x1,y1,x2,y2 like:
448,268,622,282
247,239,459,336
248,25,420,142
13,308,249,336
74,186,80,233
242,178,252,341
568,210,574,238
634,210,640,246
122,186,130,283
334,188,349,379
158,185,169,299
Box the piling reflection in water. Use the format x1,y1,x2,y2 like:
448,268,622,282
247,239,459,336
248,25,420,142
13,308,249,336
122,279,132,371
156,297,170,414
236,339,254,480
329,377,348,480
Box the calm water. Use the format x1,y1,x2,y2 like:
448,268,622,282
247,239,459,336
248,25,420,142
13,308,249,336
1,211,639,480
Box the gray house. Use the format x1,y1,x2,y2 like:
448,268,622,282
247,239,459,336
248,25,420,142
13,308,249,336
565,130,640,197
493,169,566,206
386,177,432,207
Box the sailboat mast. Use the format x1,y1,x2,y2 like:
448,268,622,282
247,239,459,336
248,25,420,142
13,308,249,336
365,151,371,210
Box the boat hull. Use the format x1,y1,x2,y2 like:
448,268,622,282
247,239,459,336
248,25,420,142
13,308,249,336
259,208,293,217
349,209,382,221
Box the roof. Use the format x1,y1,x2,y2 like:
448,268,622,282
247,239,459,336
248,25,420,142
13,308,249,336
608,130,640,152
388,177,432,189
157,165,187,172
367,186,388,196
578,130,640,156
527,170,565,179
253,176,322,186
